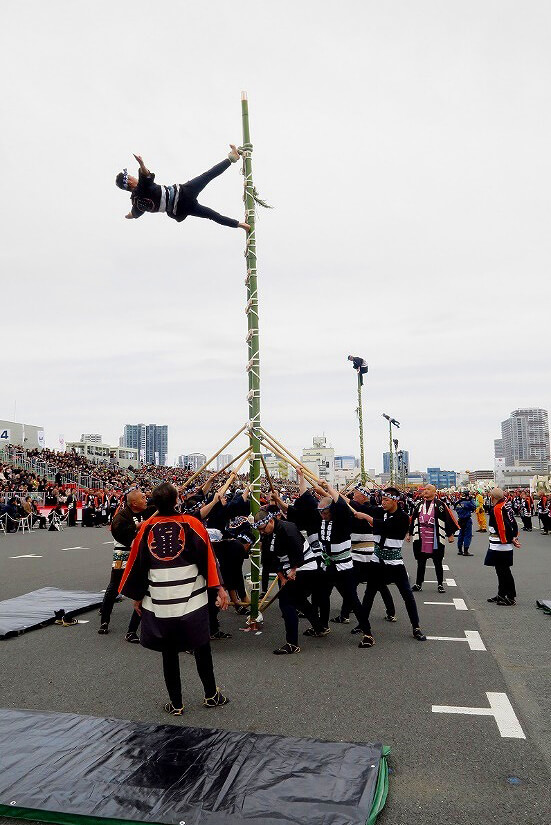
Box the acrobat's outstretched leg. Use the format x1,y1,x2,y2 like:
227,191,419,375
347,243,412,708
187,203,242,228
184,145,241,197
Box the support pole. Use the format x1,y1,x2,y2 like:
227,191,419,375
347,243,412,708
389,421,394,486
357,374,366,484
241,92,262,622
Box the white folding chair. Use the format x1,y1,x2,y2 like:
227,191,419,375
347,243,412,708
17,515,31,534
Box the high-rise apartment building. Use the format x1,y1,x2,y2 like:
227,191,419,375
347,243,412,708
302,436,335,485
334,455,356,471
122,424,169,466
80,433,102,444
383,450,409,475
216,453,233,470
494,439,504,459
500,409,549,472
178,453,206,471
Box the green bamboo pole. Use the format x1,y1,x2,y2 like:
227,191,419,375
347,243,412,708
357,374,366,484
241,91,262,623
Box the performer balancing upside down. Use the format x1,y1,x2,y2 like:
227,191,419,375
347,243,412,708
116,146,250,230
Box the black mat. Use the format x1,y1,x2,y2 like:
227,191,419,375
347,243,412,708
0,588,106,638
0,709,389,825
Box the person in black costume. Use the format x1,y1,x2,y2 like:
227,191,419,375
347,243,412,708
116,148,250,230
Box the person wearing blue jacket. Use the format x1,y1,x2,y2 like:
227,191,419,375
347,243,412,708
455,492,476,556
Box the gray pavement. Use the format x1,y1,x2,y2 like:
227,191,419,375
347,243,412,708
0,520,550,824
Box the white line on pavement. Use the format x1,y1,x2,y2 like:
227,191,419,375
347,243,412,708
424,598,468,610
427,630,486,651
424,578,456,586
9,554,43,559
59,546,90,551
432,692,525,739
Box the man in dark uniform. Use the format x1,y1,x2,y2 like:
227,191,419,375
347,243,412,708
98,488,154,641
254,508,327,655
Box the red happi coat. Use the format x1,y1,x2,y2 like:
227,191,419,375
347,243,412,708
120,513,221,652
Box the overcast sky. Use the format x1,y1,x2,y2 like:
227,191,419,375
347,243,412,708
2,1,550,472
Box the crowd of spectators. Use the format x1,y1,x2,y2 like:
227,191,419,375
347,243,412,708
0,445,301,508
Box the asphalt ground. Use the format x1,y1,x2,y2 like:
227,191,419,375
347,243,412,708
0,520,550,824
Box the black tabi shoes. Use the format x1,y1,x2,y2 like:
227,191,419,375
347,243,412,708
163,702,184,716
203,688,230,707
273,643,300,655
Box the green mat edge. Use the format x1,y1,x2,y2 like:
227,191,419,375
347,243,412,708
0,746,392,825
0,807,146,825
366,745,391,825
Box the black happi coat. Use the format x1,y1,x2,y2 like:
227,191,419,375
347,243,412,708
120,513,221,652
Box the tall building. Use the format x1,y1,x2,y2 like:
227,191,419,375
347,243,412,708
501,408,549,472
383,450,409,475
302,436,335,485
262,452,290,479
334,455,356,471
216,453,233,471
494,439,504,459
80,433,102,444
178,453,206,471
122,424,169,466
427,467,457,489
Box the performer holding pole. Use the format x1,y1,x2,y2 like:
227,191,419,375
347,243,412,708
116,149,250,230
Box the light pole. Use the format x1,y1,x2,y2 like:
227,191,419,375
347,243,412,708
348,355,368,484
382,413,400,485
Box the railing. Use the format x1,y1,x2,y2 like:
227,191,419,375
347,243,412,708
0,446,104,493
2,491,46,506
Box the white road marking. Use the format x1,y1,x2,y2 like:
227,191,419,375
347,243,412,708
464,630,486,650
427,630,486,651
432,692,525,739
9,554,43,559
424,578,456,586
424,598,468,610
59,546,90,551
76,620,89,624
427,563,450,571
102,541,114,545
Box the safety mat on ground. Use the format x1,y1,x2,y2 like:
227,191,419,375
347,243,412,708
0,708,389,825
536,599,551,614
0,588,106,638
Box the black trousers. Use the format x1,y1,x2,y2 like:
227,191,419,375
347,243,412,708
495,562,516,599
278,569,325,645
416,554,444,586
319,566,369,633
67,507,77,527
520,516,532,531
100,567,141,632
162,643,217,707
208,589,220,634
340,561,396,618
361,563,420,634
178,159,239,228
